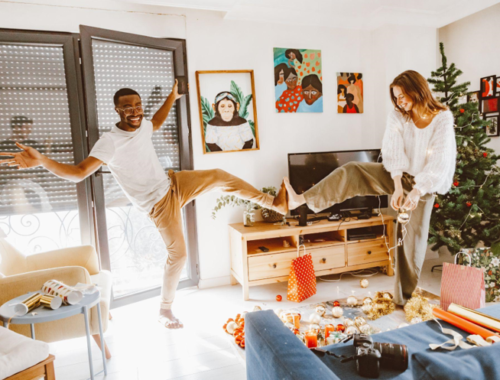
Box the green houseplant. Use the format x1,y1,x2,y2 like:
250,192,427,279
212,186,284,223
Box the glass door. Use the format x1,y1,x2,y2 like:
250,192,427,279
0,30,93,253
79,26,198,305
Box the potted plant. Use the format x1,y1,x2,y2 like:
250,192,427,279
212,186,285,225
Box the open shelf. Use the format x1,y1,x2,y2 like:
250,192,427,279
301,231,344,249
247,236,296,255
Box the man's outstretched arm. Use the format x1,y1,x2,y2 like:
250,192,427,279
0,142,103,183
151,79,185,131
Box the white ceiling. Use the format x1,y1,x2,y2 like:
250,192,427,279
115,0,500,30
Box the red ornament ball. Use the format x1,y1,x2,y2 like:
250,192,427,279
434,204,440,209
453,181,459,187
333,300,341,307
276,295,282,302
483,152,488,157
336,324,346,332
460,109,465,114
466,202,472,207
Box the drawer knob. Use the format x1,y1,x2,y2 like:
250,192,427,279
321,258,327,263
367,251,372,254
273,263,277,269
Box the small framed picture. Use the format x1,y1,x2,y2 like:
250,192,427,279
484,113,499,137
480,75,496,99
196,70,259,154
497,77,500,96
480,96,499,114
467,91,480,104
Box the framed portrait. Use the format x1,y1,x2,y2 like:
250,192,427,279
467,91,480,104
274,47,323,113
337,72,364,114
480,96,499,114
480,75,496,99
484,113,499,137
497,77,500,96
196,70,259,154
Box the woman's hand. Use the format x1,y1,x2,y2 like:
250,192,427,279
391,187,404,210
402,188,421,211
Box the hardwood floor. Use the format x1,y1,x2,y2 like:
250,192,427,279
49,255,448,379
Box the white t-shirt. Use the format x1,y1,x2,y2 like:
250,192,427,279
89,119,171,213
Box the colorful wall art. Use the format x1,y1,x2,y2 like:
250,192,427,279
274,48,323,113
337,72,363,114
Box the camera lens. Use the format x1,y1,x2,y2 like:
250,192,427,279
373,342,408,371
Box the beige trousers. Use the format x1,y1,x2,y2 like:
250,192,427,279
303,162,435,305
150,169,274,310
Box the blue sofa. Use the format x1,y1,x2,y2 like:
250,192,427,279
246,304,500,380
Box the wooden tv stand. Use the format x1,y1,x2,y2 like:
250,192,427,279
229,215,395,300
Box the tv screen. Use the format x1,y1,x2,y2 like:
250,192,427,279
288,149,388,215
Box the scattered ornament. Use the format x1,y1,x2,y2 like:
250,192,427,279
223,314,246,349
315,305,326,317
362,297,373,306
226,321,237,334
354,316,367,327
332,306,344,318
333,300,341,307
361,304,372,314
411,317,423,325
360,279,369,288
346,326,360,335
344,318,355,327
398,322,410,329
359,324,372,335
346,296,358,307
383,293,393,300
364,292,396,320
309,312,322,324
253,305,262,312
276,295,282,302
336,324,346,332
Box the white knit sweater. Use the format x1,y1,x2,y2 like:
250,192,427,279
381,109,456,196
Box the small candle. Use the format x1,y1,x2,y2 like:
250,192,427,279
325,324,335,339
305,331,318,348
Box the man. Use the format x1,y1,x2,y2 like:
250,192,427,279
0,81,288,328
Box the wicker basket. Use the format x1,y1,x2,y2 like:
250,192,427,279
261,208,284,223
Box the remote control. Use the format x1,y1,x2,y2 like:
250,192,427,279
258,246,269,252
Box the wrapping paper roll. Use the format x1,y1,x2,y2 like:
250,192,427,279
40,295,63,310
448,303,500,333
41,280,83,305
433,308,500,340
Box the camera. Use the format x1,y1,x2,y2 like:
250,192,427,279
353,333,408,378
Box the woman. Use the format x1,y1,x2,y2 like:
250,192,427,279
284,70,456,305
347,74,363,113
274,63,288,101
276,67,302,113
297,74,323,113
337,84,347,113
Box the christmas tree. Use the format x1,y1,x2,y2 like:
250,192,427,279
427,43,500,254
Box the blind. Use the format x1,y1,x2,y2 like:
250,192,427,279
91,40,180,205
0,44,78,215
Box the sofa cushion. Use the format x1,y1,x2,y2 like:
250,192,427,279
0,326,50,379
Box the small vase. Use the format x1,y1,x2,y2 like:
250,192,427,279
243,211,255,227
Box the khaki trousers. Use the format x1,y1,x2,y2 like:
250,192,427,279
150,169,274,310
304,162,435,305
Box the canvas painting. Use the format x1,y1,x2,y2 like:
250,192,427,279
196,70,259,154
274,48,323,113
337,72,363,113
481,97,499,114
484,114,499,137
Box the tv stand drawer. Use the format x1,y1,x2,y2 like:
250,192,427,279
347,239,388,265
309,246,345,271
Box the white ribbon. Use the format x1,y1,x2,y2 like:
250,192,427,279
429,318,473,351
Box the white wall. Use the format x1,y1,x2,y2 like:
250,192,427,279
439,3,500,153
0,0,438,286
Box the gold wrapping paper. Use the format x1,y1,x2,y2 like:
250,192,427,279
40,294,63,310
22,292,42,312
448,303,500,332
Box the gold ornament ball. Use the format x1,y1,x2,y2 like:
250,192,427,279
344,318,355,327
253,305,262,312
359,324,371,334
346,296,358,307
360,279,369,288
332,306,344,318
315,305,326,317
354,316,367,327
397,211,410,224
345,326,359,335
383,293,393,300
361,304,372,314
362,297,373,306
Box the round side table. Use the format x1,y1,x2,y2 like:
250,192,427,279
0,291,107,380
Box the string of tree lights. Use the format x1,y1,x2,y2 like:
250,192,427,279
427,43,500,254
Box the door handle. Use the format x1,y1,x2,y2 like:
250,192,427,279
367,251,372,255
272,263,277,269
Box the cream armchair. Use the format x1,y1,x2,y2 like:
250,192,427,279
0,237,112,358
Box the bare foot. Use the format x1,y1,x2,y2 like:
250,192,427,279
284,177,306,210
159,309,183,329
271,180,288,215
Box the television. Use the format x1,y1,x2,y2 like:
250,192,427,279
288,149,388,216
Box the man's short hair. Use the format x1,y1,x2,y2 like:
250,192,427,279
113,88,140,106
10,116,33,129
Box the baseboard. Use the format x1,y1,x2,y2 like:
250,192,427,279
198,275,232,289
